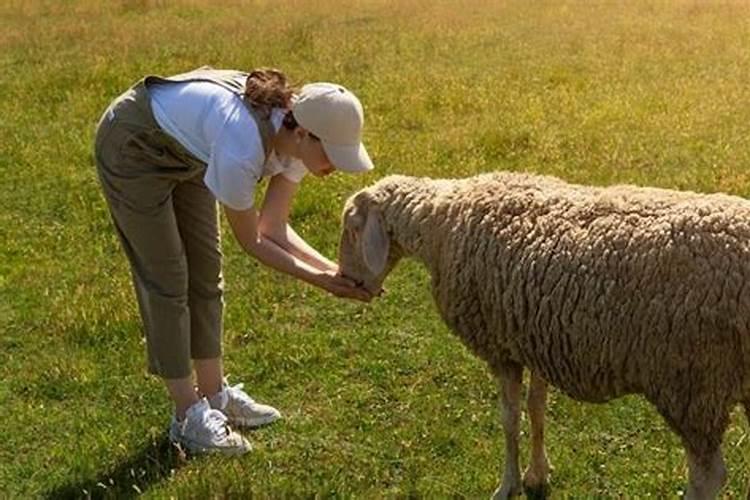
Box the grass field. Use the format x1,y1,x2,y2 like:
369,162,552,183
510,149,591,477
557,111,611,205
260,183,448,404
3,0,750,497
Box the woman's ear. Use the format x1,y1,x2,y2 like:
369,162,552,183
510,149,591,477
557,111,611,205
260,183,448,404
294,127,306,143
361,208,389,275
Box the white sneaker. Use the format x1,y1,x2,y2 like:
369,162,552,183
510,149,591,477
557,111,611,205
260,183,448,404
209,380,282,428
169,398,251,455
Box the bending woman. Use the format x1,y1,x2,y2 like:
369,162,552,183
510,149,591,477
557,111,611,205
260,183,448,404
94,66,373,455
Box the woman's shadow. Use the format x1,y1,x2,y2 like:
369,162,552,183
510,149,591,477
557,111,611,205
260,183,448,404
44,435,187,499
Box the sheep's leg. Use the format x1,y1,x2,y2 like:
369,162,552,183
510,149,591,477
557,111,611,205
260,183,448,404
684,448,726,500
657,397,729,500
522,372,551,497
492,362,523,500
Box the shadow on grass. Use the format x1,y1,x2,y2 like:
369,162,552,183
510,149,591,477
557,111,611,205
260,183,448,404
43,435,186,499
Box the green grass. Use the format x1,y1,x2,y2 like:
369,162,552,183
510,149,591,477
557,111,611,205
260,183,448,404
2,0,750,497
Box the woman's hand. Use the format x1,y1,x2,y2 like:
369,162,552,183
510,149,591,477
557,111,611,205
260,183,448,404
316,270,373,302
223,204,372,302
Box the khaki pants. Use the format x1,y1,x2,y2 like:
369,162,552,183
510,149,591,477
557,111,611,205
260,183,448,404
94,81,223,379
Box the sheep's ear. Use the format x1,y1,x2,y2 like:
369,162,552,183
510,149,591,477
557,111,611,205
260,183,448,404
362,209,389,275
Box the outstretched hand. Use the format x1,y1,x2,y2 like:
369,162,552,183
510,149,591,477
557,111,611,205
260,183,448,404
317,270,373,302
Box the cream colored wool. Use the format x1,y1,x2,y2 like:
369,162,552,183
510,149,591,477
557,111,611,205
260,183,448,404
338,171,750,499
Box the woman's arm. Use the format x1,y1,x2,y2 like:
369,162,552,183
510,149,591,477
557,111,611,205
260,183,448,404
258,174,337,272
223,203,370,301
279,223,338,272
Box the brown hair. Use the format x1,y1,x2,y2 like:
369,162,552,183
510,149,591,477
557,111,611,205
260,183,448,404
244,68,297,116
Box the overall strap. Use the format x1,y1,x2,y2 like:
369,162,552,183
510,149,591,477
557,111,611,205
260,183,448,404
143,66,275,159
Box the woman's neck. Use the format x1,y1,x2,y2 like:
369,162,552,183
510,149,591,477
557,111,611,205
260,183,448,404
272,127,299,159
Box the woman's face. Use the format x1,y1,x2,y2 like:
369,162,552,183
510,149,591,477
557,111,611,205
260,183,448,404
297,130,335,177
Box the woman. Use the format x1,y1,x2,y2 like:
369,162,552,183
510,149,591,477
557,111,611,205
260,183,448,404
94,66,373,455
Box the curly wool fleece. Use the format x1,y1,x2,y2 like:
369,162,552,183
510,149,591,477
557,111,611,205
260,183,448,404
339,171,750,497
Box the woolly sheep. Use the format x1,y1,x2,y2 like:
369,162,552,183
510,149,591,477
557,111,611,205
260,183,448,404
337,171,750,499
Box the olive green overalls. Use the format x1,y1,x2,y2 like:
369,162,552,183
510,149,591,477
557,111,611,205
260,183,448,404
94,67,273,378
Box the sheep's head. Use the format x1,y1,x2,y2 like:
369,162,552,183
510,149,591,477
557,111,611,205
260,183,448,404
337,190,397,296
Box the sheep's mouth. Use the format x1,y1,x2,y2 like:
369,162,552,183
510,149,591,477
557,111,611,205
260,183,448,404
340,272,363,288
358,280,384,297
340,271,384,297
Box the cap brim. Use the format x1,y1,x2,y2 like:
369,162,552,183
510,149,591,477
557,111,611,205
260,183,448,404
322,141,374,173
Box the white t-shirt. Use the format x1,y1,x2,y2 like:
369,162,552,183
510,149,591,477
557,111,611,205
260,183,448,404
149,77,307,210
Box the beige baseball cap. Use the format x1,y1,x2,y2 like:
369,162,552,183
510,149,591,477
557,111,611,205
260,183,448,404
292,82,374,173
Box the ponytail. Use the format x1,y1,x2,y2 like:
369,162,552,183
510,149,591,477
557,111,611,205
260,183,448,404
244,68,297,115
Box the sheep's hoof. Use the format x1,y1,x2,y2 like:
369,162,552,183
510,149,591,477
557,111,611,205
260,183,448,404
522,466,551,499
522,482,551,500
492,481,523,499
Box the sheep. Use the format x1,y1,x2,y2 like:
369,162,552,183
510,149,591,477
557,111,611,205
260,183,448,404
336,171,750,499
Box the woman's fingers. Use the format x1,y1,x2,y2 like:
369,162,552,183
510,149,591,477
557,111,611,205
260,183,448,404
332,274,358,288
331,282,372,302
337,285,372,302
319,271,376,302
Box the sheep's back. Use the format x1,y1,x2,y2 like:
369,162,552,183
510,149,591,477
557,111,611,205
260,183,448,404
431,173,750,403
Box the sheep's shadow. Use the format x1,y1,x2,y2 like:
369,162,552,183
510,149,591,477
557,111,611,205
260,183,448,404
43,434,185,499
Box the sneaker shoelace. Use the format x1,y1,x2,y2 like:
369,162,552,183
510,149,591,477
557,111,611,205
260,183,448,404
202,408,231,439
